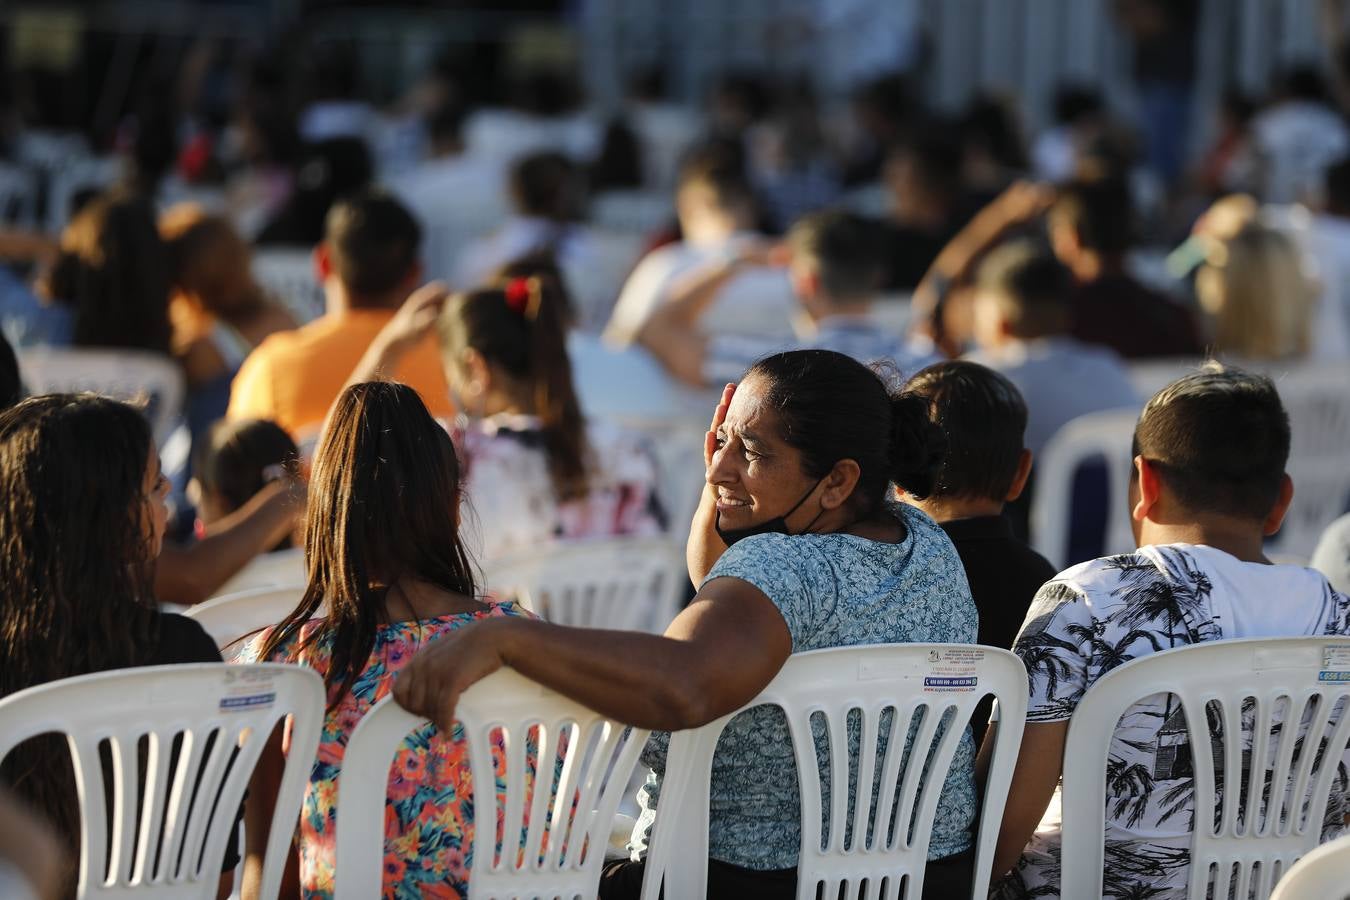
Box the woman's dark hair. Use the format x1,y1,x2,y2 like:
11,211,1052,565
438,278,590,501
256,382,477,709
0,394,161,853
193,418,299,513
745,350,946,513
160,205,267,321
41,190,172,353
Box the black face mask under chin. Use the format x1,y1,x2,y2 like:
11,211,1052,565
714,479,826,547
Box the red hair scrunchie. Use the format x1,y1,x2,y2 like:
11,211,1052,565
504,277,531,315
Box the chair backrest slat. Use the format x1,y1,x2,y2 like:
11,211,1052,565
0,663,323,899
185,585,309,652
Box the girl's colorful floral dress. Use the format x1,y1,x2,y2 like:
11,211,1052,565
237,600,533,899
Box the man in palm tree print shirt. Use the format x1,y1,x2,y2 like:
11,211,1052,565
985,364,1350,900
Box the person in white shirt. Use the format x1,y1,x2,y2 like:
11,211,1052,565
603,148,796,347
987,363,1350,900
635,210,936,388
1299,158,1350,361
1248,67,1350,204
387,102,509,282
964,241,1139,456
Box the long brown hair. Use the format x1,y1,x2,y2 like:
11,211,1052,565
0,394,161,854
438,275,590,500
256,382,477,708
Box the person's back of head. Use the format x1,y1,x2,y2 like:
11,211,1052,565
509,151,582,222
190,418,298,528
493,250,577,330
160,204,266,320
1132,363,1292,534
438,275,588,501
0,394,164,857
258,137,374,247
1196,223,1313,360
322,188,422,306
675,141,757,235
1324,156,1350,217
884,125,964,220
1283,64,1331,105
257,381,476,708
1052,85,1104,128
1049,177,1135,267
974,240,1074,346
0,330,20,410
426,100,467,156
901,361,1032,519
786,210,885,307
42,190,172,353
744,350,946,519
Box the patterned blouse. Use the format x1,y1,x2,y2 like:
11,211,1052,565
236,600,533,899
630,501,978,870
456,413,666,561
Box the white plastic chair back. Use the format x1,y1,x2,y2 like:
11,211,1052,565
590,190,673,235
569,229,646,331
0,663,323,899
333,668,650,899
1060,637,1350,900
1030,407,1140,569
643,644,1029,900
611,413,709,537
485,536,686,633
18,348,185,447
184,585,308,652
1269,365,1350,560
1268,832,1350,900
212,549,307,598
251,249,325,324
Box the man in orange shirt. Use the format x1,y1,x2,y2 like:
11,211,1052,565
227,189,454,449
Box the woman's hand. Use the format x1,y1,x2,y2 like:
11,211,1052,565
688,383,736,586
703,382,735,470
373,281,452,361
392,617,514,732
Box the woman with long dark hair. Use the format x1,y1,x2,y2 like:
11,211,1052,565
346,267,664,560
0,394,232,896
237,381,531,899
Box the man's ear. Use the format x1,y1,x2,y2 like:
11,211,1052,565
1263,473,1294,537
313,243,333,283
820,458,862,510
1005,448,1034,502
1132,455,1162,524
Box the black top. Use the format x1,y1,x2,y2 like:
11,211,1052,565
940,514,1058,744
1070,273,1204,360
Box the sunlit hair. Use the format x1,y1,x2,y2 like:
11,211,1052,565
40,190,172,352
160,204,268,320
256,382,477,709
0,394,160,855
1196,223,1313,361
438,278,590,500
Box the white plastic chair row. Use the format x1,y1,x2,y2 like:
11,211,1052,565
1268,832,1350,900
184,584,308,652
18,348,185,448
251,249,326,324
0,664,323,899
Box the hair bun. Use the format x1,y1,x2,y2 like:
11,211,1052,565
889,392,946,499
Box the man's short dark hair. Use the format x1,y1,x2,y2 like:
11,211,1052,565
324,189,421,298
1132,363,1291,520
676,141,755,213
903,361,1028,502
1326,157,1350,216
1051,178,1134,255
977,240,1073,338
787,210,884,301
509,152,580,220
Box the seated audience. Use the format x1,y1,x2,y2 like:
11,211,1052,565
1248,65,1350,204
878,128,973,291
395,349,980,900
37,190,172,353
1048,178,1203,359
350,273,665,560
238,382,532,899
189,418,300,551
901,360,1056,742
1297,157,1350,361
604,147,796,346
1312,512,1350,595
160,205,297,433
227,189,453,444
987,364,1350,900
254,137,374,248
965,241,1139,456
635,209,936,388
0,394,237,896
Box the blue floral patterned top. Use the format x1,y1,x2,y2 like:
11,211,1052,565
631,501,979,870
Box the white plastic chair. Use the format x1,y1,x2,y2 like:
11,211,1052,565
589,190,673,235
251,249,325,324
485,536,687,633
184,584,309,652
1060,637,1350,900
18,348,185,447
1268,832,1350,900
611,413,710,538
1268,365,1350,561
211,548,307,599
642,644,1030,900
0,663,324,899
1030,407,1140,570
332,668,650,899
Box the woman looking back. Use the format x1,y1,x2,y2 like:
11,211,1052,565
394,349,979,899
237,382,531,899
